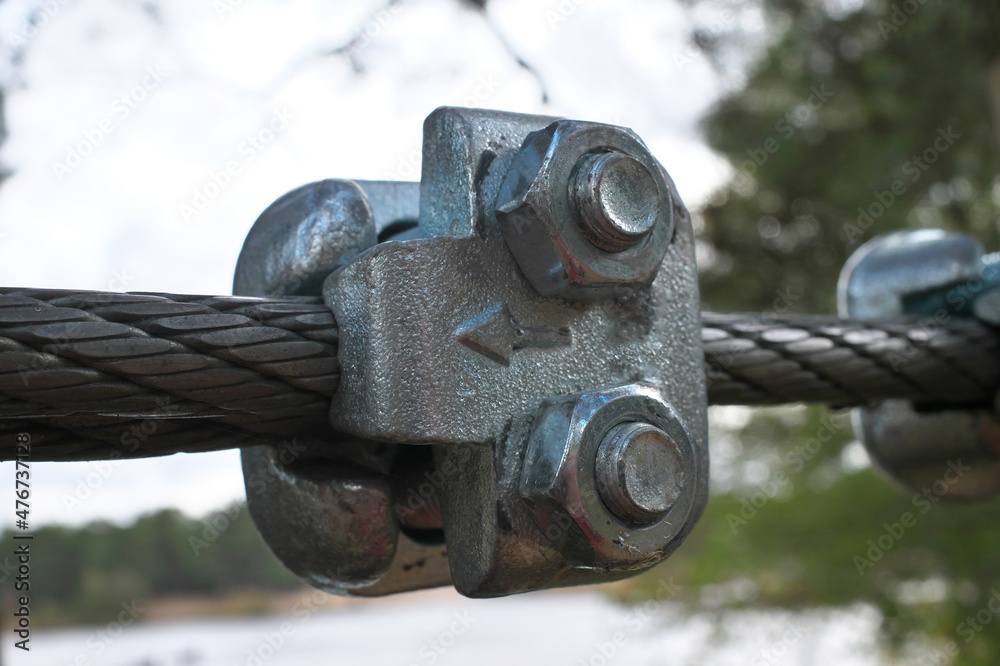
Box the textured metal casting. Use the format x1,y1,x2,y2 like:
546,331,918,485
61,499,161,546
840,229,985,319
233,179,420,297
322,107,707,597
242,443,399,592
839,230,1000,501
325,109,704,449
236,178,449,597
234,180,377,297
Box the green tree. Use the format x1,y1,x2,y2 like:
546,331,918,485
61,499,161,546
693,0,1000,315
2,505,298,627
627,2,1000,664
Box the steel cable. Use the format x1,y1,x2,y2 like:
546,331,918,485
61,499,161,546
0,289,995,461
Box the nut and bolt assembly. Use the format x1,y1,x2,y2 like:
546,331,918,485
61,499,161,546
519,384,700,570
500,123,696,559
570,151,661,252
495,119,676,299
304,108,706,596
594,421,685,525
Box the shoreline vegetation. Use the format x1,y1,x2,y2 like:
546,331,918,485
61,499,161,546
1,505,301,629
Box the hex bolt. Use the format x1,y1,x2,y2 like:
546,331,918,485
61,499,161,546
495,121,676,299
594,421,685,524
570,152,661,252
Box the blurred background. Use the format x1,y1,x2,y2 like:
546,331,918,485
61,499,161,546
0,0,998,664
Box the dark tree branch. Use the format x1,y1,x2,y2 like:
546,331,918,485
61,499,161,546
470,2,550,105
327,0,407,74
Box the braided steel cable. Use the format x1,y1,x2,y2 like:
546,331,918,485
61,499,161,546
0,289,340,461
0,288,338,412
702,313,999,407
0,289,996,461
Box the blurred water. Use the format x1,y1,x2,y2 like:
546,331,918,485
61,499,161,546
5,590,886,666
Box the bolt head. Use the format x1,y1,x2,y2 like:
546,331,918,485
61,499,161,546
595,422,684,524
494,120,675,300
571,152,660,252
518,384,698,569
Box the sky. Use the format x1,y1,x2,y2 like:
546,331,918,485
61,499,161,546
0,0,734,527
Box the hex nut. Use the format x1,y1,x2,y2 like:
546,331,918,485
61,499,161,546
494,120,674,300
519,384,697,569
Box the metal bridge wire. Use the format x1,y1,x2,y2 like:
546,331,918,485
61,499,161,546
0,289,995,461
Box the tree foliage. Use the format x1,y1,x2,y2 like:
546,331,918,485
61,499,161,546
2,505,297,627
626,2,1000,663
693,0,1000,315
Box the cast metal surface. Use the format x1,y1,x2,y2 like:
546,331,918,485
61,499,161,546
242,443,399,591
233,179,420,297
236,178,449,598
322,107,708,596
839,229,1000,501
325,108,705,448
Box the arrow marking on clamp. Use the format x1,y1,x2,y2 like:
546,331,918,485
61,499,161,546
455,304,571,366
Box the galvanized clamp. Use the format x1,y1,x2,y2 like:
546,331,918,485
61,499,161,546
840,230,1000,501
235,107,708,598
